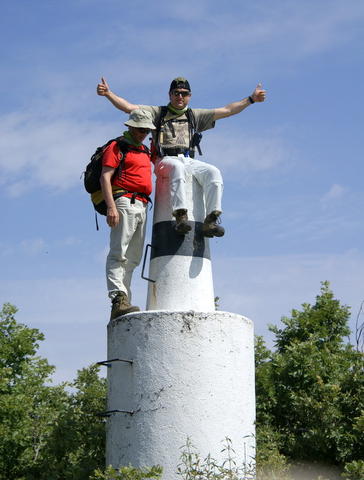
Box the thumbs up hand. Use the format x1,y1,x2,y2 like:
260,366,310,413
251,83,266,102
97,77,110,96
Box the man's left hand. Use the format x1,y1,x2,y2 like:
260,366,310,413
251,83,266,102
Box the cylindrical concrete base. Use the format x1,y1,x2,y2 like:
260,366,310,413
106,311,255,479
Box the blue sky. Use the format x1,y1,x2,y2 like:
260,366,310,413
1,0,364,384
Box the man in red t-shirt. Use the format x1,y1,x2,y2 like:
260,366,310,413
100,109,155,320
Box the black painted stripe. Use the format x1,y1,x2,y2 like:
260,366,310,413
150,221,211,259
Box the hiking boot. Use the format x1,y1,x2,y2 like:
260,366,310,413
173,209,192,235
202,211,225,238
110,292,140,320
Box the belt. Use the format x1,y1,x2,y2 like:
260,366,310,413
162,147,195,158
113,189,152,206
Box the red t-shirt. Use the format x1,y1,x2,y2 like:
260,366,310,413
102,140,152,202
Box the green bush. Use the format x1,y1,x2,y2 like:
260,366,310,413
342,460,364,480
255,425,291,480
255,283,364,466
90,465,163,480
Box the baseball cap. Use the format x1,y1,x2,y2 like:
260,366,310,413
169,77,191,92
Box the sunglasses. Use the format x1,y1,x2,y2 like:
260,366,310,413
172,90,191,97
135,128,151,133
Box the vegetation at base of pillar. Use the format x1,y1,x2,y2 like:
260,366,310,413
177,437,256,479
90,465,163,480
255,281,364,479
0,302,107,480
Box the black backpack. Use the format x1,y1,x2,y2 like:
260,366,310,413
84,136,128,194
84,137,150,224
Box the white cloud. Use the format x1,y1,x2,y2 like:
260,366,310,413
94,1,364,69
57,236,83,247
320,183,346,206
204,129,291,176
20,238,47,256
0,238,48,257
0,92,290,196
0,111,118,196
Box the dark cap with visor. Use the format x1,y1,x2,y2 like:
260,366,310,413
169,77,191,92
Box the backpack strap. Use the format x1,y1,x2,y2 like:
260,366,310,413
185,108,196,152
186,108,196,133
115,138,150,155
153,106,202,158
113,138,150,178
154,106,168,158
186,108,203,156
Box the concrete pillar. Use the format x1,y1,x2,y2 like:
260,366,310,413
146,158,215,311
105,157,256,479
106,311,255,479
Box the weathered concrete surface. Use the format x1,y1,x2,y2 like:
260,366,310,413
146,255,215,311
106,311,255,479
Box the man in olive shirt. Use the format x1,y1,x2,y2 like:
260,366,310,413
97,76,266,236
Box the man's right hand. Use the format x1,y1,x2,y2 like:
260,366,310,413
97,77,110,96
106,206,119,227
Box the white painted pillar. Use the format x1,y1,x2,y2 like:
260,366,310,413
106,311,255,479
146,157,215,311
105,155,256,479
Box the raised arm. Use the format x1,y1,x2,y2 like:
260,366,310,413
213,83,266,121
96,77,139,114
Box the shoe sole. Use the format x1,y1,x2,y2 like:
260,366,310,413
175,225,192,235
121,307,140,315
110,306,140,320
202,229,225,238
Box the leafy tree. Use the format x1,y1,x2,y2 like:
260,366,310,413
0,303,67,479
255,336,291,479
0,303,107,480
255,282,364,473
39,364,107,480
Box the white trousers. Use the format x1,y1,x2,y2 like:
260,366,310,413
106,196,147,301
155,155,223,214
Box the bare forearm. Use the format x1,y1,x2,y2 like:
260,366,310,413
100,173,120,227
97,77,138,113
214,97,251,120
213,83,266,121
104,91,138,113
100,176,116,208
